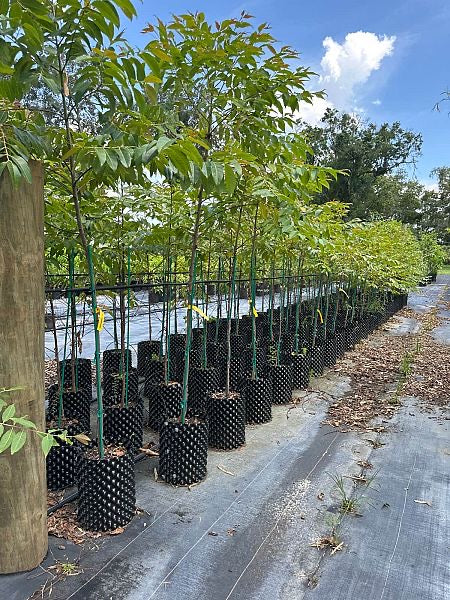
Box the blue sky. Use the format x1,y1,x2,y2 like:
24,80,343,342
125,0,450,186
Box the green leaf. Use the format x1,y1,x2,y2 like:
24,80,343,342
2,403,15,421
0,429,14,453
13,416,36,429
115,0,137,19
10,430,27,454
41,434,58,457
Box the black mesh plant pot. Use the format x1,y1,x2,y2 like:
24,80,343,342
310,345,324,377
159,419,208,485
104,400,144,453
323,336,338,368
47,386,91,432
103,367,139,407
59,358,92,400
77,449,135,531
207,391,246,449
103,349,132,378
137,340,161,378
206,341,220,366
242,377,272,424
169,348,185,383
280,332,295,357
218,354,243,391
188,367,219,414
335,330,346,358
229,334,245,355
143,359,164,397
271,364,293,404
345,324,356,351
189,345,203,369
291,353,311,389
191,327,204,348
169,333,186,353
46,421,84,491
148,381,182,432
242,345,268,377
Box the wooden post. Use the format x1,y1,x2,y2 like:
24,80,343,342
0,162,47,573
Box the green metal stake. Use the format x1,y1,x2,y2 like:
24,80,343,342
125,247,131,408
180,255,197,424
87,245,104,459
58,250,75,427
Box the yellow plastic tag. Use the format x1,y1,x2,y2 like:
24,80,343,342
317,308,323,324
96,307,105,331
248,299,258,318
188,305,210,321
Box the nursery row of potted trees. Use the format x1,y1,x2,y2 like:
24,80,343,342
45,258,408,531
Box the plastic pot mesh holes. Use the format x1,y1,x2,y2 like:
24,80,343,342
148,382,182,432
47,386,91,432
103,368,139,406
291,354,310,389
103,349,132,378
159,420,208,486
143,360,164,397
103,400,144,453
77,452,135,531
188,367,219,414
207,393,246,449
323,336,338,368
59,358,92,400
271,364,293,405
46,422,84,491
242,378,272,424
310,345,324,377
137,340,161,378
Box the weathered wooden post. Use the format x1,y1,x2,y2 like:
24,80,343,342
0,161,47,573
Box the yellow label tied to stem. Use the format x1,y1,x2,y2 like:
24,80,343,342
96,307,105,331
317,308,324,324
248,298,258,317
188,305,210,321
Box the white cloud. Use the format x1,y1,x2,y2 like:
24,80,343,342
372,99,382,105
298,31,396,125
419,180,439,192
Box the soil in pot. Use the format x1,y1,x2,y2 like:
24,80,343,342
207,391,246,450
159,417,208,486
77,445,135,531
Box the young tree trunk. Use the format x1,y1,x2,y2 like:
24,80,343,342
0,162,47,573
